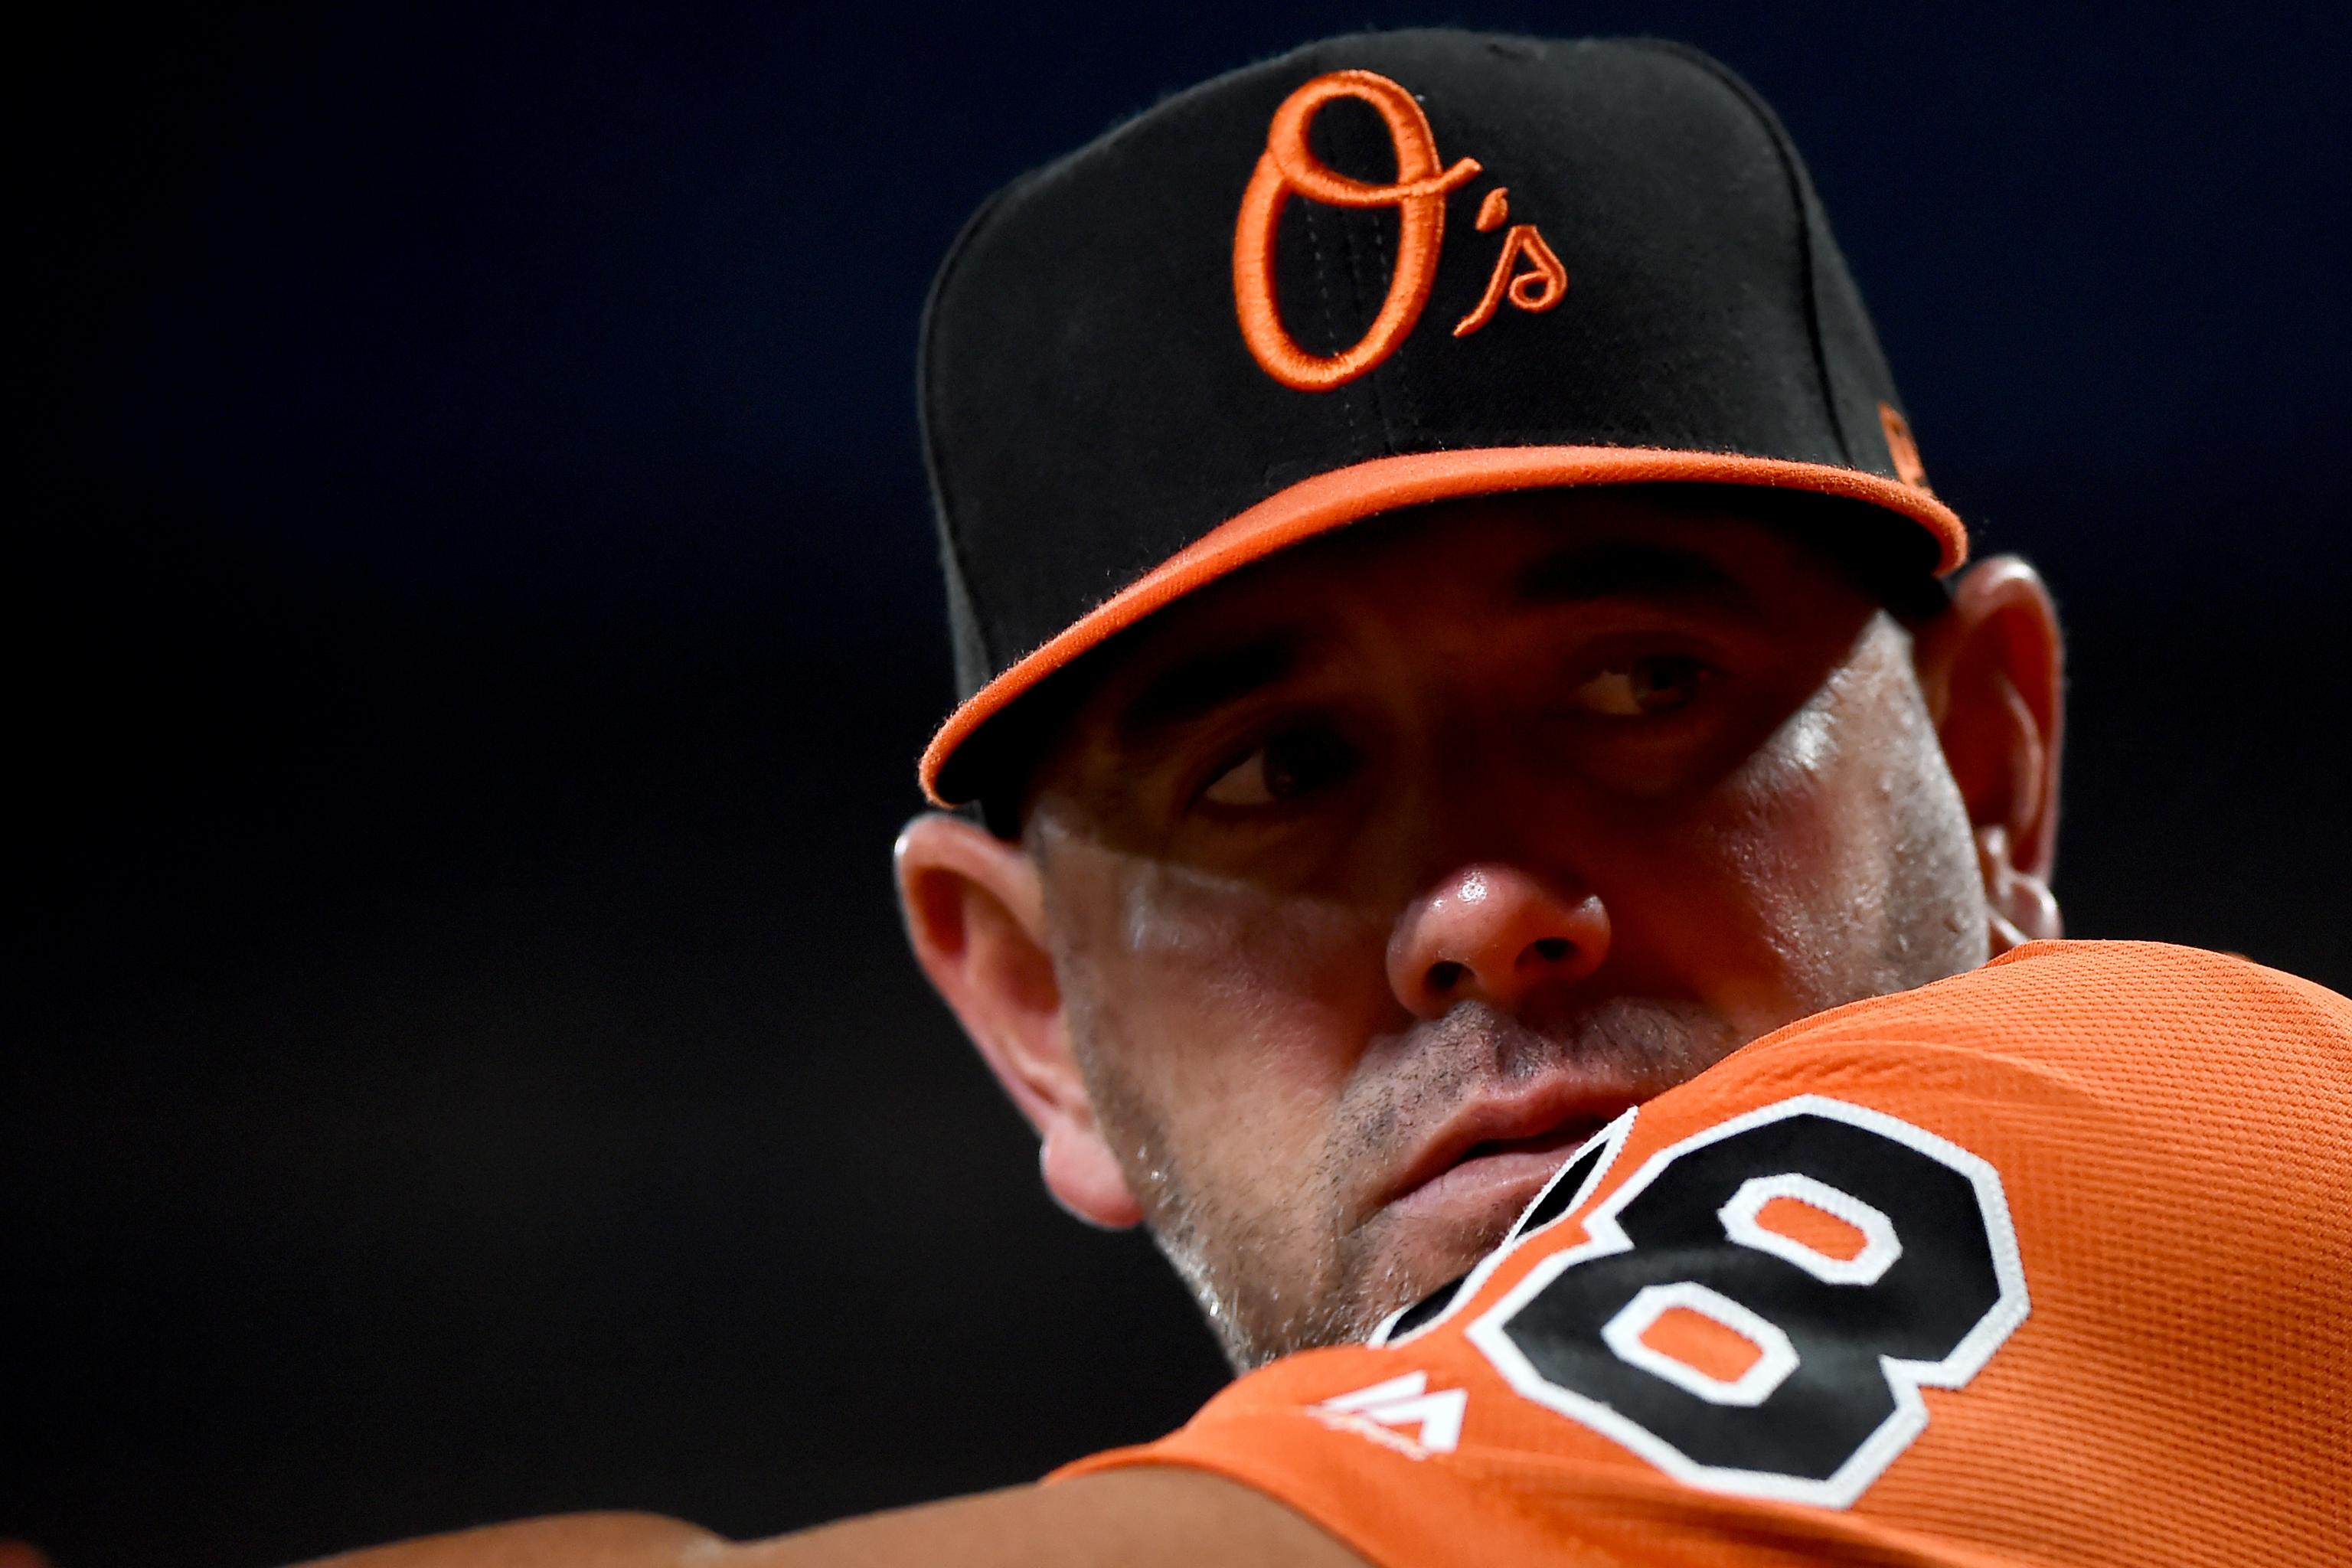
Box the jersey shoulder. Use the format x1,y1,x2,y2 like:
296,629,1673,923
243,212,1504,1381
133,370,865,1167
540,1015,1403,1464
1063,942,2352,1568
1740,935,2350,1076
1740,939,2350,1161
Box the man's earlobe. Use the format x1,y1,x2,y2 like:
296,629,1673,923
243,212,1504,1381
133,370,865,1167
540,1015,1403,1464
893,814,1143,1230
1041,1128,1146,1230
1914,557,2066,952
1975,823,2063,954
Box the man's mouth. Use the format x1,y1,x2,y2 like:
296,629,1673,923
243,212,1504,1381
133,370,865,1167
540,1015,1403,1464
1383,1086,1635,1225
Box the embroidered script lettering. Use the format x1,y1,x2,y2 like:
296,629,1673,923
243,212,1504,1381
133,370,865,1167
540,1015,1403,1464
1452,187,1568,337
1233,71,1570,391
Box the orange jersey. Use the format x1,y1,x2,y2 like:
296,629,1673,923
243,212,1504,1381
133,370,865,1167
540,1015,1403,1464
1060,941,2352,1565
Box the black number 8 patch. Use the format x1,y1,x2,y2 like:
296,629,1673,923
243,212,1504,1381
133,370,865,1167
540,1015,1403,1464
1465,1096,2028,1506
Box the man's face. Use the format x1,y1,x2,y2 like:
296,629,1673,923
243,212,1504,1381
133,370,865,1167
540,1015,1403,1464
1021,492,1993,1367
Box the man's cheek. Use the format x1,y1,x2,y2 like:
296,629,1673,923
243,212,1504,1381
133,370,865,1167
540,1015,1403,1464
1113,860,1382,1012
1696,660,1929,1010
1589,697,1865,1024
1098,872,1385,1170
1110,961,1362,1162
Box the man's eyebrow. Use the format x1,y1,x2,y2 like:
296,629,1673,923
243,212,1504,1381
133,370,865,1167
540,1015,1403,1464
1114,632,1302,743
1513,541,1756,611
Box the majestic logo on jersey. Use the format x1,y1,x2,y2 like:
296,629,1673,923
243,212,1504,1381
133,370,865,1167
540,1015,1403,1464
1233,70,1569,391
1313,1371,1468,1457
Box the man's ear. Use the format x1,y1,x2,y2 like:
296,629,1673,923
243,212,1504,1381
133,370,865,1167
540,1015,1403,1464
1913,556,2066,952
893,813,1143,1229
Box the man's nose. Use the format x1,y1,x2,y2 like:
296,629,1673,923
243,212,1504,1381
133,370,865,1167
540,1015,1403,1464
1386,862,1611,1020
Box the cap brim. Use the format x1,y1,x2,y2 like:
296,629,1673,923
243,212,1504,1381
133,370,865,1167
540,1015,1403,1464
921,446,1967,806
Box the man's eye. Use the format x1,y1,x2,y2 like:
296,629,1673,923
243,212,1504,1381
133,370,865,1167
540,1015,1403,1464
1200,727,1356,808
1566,654,1712,717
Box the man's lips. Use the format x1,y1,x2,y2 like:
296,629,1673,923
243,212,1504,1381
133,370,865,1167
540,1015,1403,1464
1382,1083,1636,1221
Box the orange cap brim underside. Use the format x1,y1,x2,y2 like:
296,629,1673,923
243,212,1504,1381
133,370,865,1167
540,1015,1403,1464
920,446,1968,805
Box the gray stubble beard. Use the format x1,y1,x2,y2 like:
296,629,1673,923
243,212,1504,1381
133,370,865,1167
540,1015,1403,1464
1071,992,1739,1372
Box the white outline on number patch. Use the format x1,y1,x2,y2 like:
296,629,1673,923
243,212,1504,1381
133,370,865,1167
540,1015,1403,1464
1720,1172,1903,1286
1463,1095,2030,1508
1600,1281,1799,1406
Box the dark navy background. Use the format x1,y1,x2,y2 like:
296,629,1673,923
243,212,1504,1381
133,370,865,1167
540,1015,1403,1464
15,5,2349,1563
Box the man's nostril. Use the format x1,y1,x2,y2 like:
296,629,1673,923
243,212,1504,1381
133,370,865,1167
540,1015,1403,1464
1530,936,1572,963
1426,960,1466,992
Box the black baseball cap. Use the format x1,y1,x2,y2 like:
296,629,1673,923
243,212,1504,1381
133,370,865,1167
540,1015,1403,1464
916,28,1962,809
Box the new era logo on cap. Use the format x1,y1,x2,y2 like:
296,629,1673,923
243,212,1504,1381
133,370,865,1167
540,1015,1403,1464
917,31,1962,808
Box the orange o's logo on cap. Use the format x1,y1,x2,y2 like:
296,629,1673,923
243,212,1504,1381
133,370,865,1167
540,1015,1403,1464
1233,70,1570,393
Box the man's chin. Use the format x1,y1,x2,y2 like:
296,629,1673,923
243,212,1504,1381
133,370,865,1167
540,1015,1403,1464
1302,1156,1573,1355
